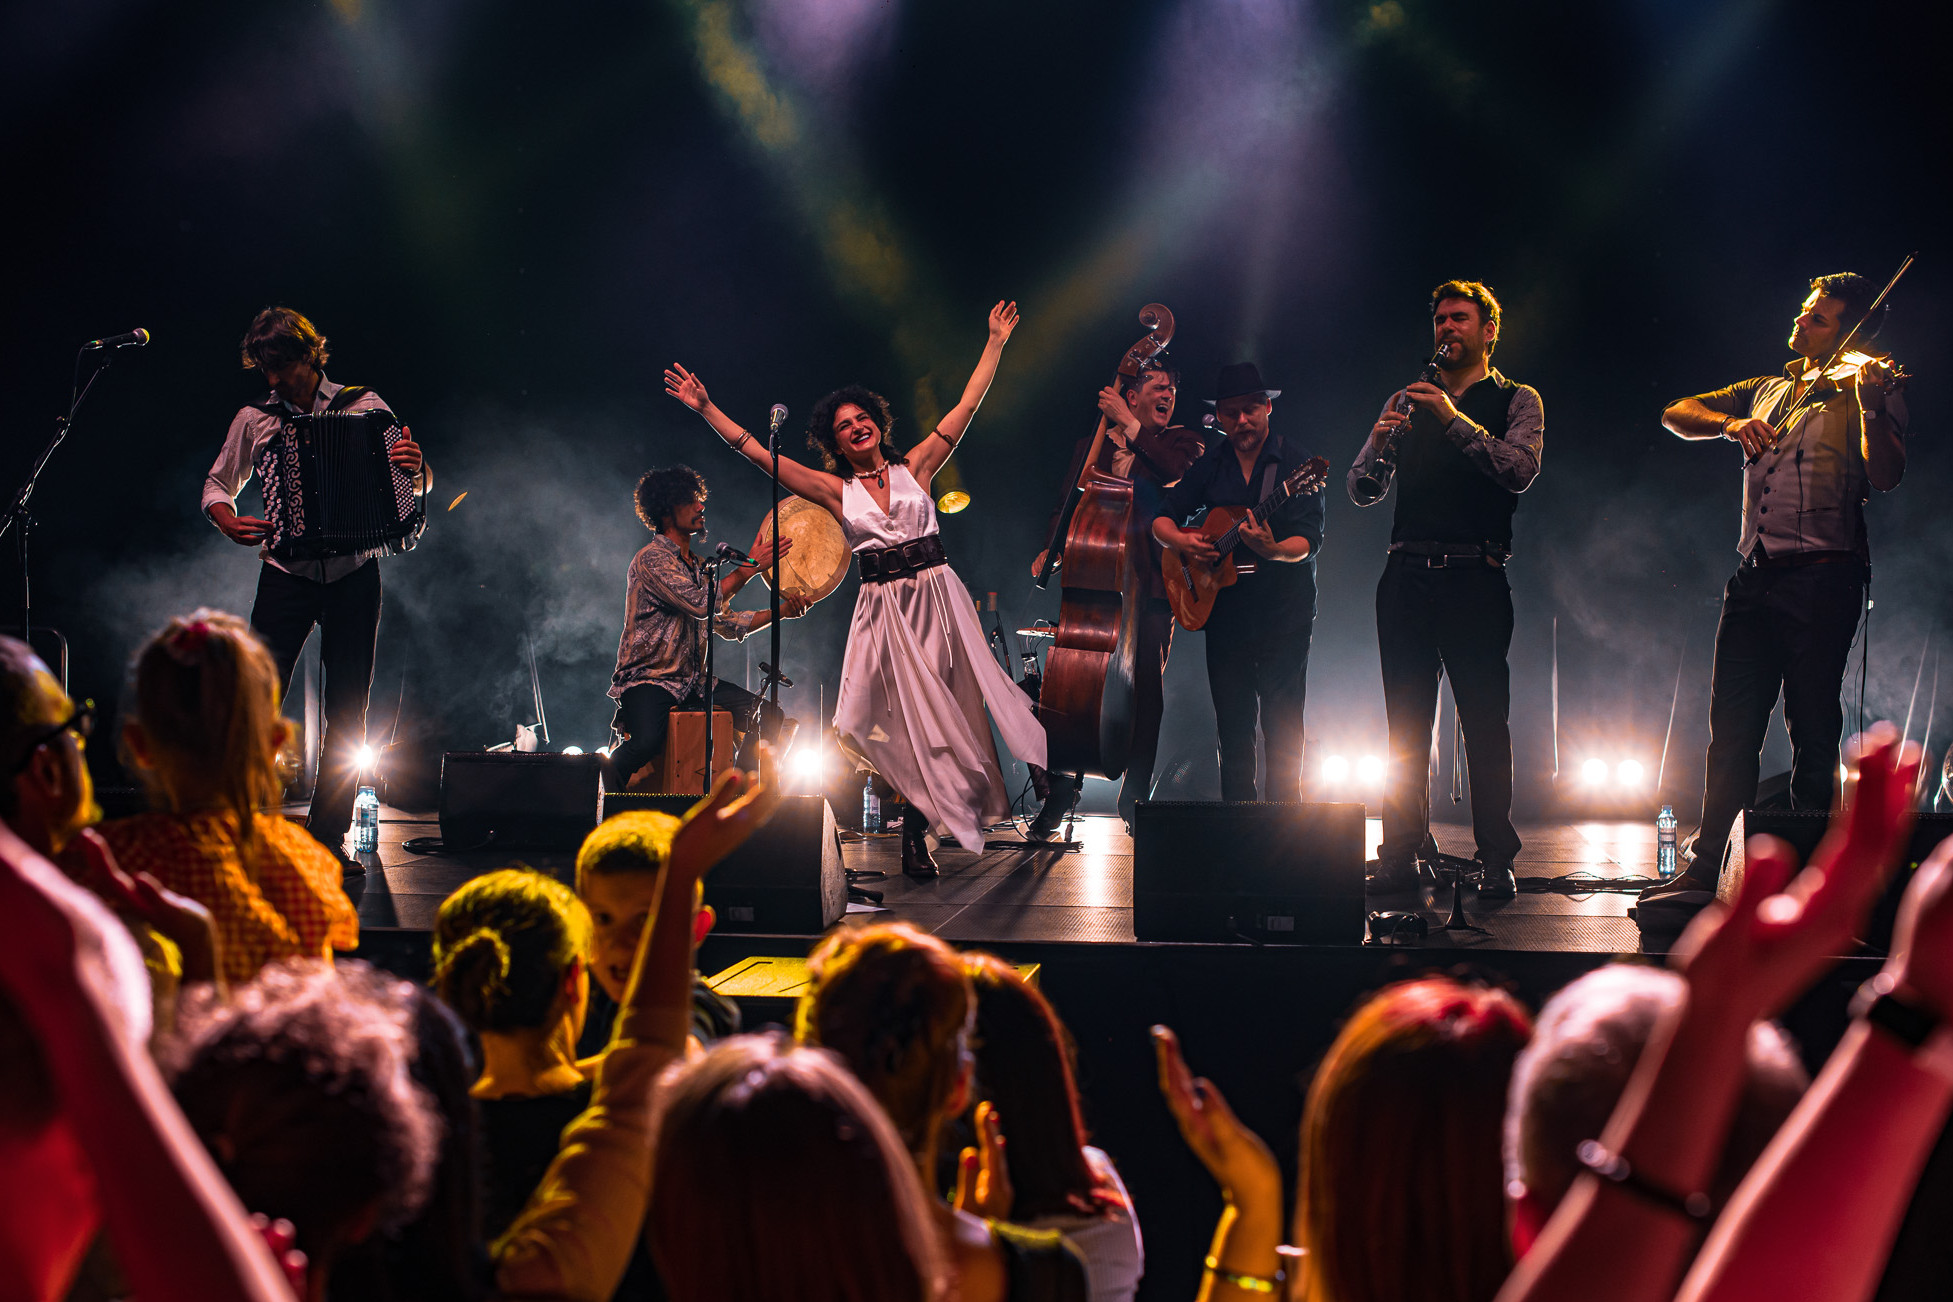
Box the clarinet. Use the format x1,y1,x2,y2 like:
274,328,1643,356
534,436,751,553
1354,343,1451,497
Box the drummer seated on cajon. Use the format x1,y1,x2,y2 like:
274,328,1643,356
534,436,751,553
604,465,806,790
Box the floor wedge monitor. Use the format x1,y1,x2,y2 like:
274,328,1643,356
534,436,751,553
1134,800,1367,944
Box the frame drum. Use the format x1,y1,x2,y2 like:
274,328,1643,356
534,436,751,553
755,496,851,604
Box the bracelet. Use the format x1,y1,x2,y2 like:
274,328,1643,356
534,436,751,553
1719,415,1740,439
1203,1256,1283,1294
1851,975,1953,1082
1575,1140,1711,1219
724,430,754,451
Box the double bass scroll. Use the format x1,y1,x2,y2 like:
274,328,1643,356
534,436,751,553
1034,303,1175,780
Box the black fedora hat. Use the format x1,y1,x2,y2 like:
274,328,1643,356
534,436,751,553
1207,361,1281,405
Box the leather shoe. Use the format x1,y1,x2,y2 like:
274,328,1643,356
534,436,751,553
902,830,940,879
1366,858,1422,894
1476,858,1517,898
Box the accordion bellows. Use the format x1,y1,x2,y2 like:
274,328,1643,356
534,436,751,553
256,409,426,561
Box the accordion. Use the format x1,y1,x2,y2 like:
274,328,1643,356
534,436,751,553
255,408,426,561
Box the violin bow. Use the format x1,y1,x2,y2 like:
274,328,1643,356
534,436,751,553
1747,250,1916,465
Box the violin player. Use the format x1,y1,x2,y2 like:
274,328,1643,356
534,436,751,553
1644,272,1909,903
1153,363,1323,804
1027,356,1205,835
1348,281,1545,898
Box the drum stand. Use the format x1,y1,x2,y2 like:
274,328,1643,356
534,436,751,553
5,349,117,684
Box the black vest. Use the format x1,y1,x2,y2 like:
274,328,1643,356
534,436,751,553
1391,373,1520,547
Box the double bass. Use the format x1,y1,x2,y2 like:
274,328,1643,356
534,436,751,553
1033,303,1175,779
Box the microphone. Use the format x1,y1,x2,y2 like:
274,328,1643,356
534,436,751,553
768,404,789,437
715,542,754,565
759,660,794,689
83,327,150,351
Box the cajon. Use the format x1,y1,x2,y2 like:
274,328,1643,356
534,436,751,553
624,709,736,794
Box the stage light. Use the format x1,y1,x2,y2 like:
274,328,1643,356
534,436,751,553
937,490,970,514
1357,755,1385,785
790,747,827,788
562,745,584,756
1616,759,1644,788
355,744,377,770
597,743,613,757
1581,757,1609,786
1322,754,1349,783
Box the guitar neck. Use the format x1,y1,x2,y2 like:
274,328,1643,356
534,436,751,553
1213,483,1290,552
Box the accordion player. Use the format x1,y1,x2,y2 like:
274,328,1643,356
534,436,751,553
256,404,428,561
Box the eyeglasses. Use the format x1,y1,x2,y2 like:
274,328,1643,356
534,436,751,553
11,699,95,775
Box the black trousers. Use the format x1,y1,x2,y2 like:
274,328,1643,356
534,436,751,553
1205,583,1313,803
1375,555,1521,867
607,679,780,792
1695,558,1866,874
1039,597,1178,823
250,558,382,849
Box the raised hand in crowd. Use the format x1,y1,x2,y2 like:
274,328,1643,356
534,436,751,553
1498,727,1921,1302
954,1100,1015,1221
0,819,294,1302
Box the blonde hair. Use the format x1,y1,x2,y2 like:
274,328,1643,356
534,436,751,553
125,609,287,861
574,809,681,892
432,868,592,1032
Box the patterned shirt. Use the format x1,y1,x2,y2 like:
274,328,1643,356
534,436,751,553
202,375,394,583
100,811,360,986
608,535,763,701
1680,362,1911,559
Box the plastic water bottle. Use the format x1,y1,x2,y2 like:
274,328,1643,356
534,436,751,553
1656,803,1678,879
861,779,882,835
353,785,380,854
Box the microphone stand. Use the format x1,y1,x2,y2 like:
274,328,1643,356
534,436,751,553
768,414,783,733
4,350,115,675
702,548,724,796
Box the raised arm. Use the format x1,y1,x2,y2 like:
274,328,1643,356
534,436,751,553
664,364,845,516
907,300,1019,485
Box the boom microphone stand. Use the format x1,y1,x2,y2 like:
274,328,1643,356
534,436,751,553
5,347,122,676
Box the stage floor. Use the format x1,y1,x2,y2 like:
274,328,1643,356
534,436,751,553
344,805,1664,955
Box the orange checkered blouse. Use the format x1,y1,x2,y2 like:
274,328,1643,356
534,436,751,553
100,811,360,985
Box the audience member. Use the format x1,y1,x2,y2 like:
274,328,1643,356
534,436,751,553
797,921,1088,1302
1496,726,1925,1302
102,609,358,984
329,985,492,1302
1503,964,1807,1255
646,1032,949,1302
964,952,1144,1302
163,959,442,1295
0,818,294,1302
1157,975,1532,1302
574,809,740,1064
432,868,594,1241
2,634,222,1006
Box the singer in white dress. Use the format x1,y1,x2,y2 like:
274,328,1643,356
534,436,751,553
664,301,1047,875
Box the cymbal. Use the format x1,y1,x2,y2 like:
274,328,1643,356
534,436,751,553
755,497,850,605
1015,626,1056,640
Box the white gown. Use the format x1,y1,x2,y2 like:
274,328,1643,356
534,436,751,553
833,465,1047,851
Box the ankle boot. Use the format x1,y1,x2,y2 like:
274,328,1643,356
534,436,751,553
902,808,939,879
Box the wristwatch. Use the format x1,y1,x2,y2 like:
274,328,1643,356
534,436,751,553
1852,973,1953,1084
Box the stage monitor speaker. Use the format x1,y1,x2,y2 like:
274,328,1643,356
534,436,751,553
1133,800,1367,945
601,792,845,935
439,752,605,850
1720,810,1953,956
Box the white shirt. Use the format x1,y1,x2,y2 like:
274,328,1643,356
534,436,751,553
1026,1147,1144,1302
202,375,393,583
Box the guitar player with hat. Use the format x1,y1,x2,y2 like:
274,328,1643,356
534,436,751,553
1347,279,1544,899
1152,362,1324,803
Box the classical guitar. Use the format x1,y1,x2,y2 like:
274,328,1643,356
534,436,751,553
1162,456,1330,631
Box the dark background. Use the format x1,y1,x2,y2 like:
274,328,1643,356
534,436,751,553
5,0,1948,814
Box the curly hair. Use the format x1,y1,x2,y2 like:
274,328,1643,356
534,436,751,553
649,1033,949,1302
805,385,908,479
431,868,592,1034
240,306,330,373
635,465,707,532
794,922,973,1155
163,960,441,1264
1430,280,1504,353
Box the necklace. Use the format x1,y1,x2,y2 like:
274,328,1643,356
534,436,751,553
865,461,887,489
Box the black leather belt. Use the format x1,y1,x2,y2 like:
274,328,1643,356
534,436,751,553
1387,541,1509,569
858,535,949,583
